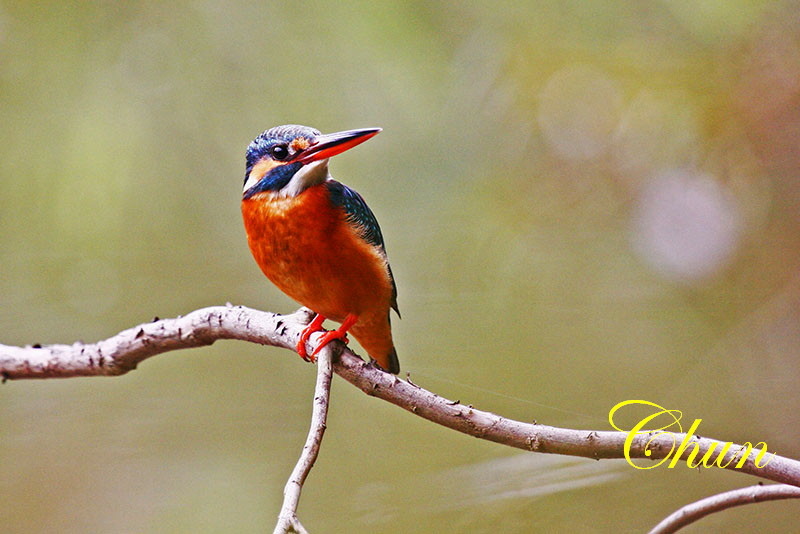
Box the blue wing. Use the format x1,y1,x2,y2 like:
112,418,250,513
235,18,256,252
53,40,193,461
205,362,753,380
325,180,400,316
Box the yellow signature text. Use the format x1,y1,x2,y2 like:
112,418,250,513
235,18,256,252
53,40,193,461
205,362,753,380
608,400,775,470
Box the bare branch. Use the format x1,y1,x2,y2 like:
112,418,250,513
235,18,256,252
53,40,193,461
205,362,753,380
649,484,800,534
331,352,800,488
4,304,800,528
0,305,309,380
274,345,335,534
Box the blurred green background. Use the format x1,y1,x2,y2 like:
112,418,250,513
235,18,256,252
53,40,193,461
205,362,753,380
2,1,800,532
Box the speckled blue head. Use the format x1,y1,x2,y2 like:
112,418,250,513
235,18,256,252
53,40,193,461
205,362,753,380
242,124,381,200
243,125,321,198
245,125,320,172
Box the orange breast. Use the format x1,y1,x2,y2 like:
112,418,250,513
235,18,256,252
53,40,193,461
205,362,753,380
241,184,394,324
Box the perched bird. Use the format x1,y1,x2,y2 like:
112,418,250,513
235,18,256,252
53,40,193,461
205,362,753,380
241,125,400,373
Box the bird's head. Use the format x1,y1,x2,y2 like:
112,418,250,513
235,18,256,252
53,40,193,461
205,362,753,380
243,124,381,199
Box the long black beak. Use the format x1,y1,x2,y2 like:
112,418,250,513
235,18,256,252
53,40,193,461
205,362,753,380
294,128,381,164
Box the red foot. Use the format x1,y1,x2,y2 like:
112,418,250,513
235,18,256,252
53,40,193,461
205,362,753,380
297,314,326,363
310,314,359,358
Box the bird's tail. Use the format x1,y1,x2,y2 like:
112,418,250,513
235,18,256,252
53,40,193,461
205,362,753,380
383,346,400,375
351,320,400,374
366,344,399,374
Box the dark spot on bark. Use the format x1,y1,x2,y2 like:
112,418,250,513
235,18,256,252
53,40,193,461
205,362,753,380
135,329,145,338
32,343,42,349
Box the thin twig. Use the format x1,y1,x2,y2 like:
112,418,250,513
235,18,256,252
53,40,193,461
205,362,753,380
649,484,800,534
273,345,335,534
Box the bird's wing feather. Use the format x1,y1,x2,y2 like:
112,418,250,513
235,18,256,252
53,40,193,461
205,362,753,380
325,180,400,316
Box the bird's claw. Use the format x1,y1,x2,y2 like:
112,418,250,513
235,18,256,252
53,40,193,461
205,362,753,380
310,330,349,357
295,313,357,363
296,341,316,363
297,314,327,364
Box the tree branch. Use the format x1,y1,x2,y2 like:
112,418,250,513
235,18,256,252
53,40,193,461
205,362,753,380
649,484,800,534
4,304,800,531
0,305,306,379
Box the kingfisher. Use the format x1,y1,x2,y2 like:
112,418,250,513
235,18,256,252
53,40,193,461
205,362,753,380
241,125,400,374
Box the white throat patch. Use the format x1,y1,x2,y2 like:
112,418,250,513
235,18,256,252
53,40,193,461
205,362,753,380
242,158,331,197
243,171,262,194
282,159,331,197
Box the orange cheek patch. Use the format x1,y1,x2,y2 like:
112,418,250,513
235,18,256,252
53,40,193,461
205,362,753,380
248,158,280,184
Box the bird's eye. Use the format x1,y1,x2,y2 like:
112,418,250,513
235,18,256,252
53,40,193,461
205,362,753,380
271,144,290,161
